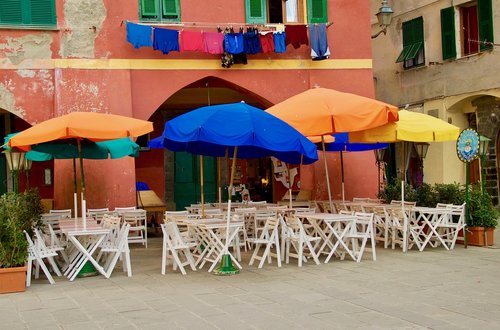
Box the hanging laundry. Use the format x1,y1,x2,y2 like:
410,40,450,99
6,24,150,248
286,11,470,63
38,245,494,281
224,32,245,54
259,32,274,53
180,30,204,52
273,32,286,53
243,30,262,55
221,52,234,68
203,32,224,54
153,28,180,54
126,22,153,49
309,24,330,61
285,25,308,49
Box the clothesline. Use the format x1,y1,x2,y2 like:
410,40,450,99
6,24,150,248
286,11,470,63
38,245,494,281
121,20,333,30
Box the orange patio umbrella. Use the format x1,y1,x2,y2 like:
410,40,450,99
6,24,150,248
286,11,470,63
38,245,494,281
9,112,153,151
267,88,399,211
8,112,153,223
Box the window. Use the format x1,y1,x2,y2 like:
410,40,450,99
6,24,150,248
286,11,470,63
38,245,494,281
0,0,56,27
245,0,327,24
140,0,180,22
396,17,425,69
440,0,493,60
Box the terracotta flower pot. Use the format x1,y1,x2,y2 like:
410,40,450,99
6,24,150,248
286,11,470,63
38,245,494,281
0,266,27,294
467,227,495,247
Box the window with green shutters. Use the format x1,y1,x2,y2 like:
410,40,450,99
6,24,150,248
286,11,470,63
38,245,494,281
0,0,56,27
140,0,180,22
440,7,456,60
396,17,425,69
245,0,327,24
308,0,328,23
478,0,494,51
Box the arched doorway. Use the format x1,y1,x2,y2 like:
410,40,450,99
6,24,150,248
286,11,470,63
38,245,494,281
135,77,274,210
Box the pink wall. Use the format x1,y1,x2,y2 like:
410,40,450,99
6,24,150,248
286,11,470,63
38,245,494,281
0,0,379,208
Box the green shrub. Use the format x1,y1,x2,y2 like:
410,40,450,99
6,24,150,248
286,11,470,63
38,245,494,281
0,189,44,268
433,182,464,205
415,182,436,207
467,184,499,228
379,181,417,203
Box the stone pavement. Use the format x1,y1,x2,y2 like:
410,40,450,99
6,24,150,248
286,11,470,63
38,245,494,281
2,230,500,330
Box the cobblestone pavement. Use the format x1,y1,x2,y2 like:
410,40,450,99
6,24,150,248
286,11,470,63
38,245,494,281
2,230,500,329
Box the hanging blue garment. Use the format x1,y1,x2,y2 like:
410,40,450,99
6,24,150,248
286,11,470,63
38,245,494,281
224,33,245,54
243,31,262,54
126,22,153,49
309,24,330,61
153,28,180,54
273,32,286,53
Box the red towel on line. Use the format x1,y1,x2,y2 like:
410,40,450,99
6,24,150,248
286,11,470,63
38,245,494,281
180,31,204,52
259,33,274,53
285,25,308,49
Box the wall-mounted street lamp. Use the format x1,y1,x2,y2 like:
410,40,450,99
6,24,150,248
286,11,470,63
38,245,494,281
23,157,33,190
3,149,25,193
479,135,491,193
414,142,430,186
372,0,394,39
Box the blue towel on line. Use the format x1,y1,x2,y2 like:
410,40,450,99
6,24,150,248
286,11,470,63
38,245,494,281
126,22,153,49
153,28,180,54
309,24,330,60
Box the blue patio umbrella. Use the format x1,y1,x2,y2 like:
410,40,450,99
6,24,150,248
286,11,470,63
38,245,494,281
319,133,388,202
149,102,318,275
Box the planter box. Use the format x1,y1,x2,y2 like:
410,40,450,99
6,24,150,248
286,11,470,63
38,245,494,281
0,266,27,294
466,227,494,247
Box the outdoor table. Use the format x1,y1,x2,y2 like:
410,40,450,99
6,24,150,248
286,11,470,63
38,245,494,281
410,207,452,251
304,213,357,263
185,219,243,273
59,219,110,281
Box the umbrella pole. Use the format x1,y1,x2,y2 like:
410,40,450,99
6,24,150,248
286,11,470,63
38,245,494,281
73,158,78,220
286,163,292,209
214,147,239,275
322,137,334,213
340,151,345,203
401,141,407,253
217,157,222,204
200,155,205,217
77,140,86,229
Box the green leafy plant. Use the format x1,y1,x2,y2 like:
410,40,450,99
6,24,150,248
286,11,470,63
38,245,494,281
433,182,464,205
415,182,436,207
467,184,499,228
0,189,44,268
378,181,417,203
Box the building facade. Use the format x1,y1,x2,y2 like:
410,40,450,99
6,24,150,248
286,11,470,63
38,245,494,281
0,0,380,210
371,0,499,204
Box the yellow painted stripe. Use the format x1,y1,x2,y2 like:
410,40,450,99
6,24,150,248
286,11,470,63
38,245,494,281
0,58,372,70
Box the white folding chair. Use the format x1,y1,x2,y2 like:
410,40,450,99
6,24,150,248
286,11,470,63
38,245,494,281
352,197,370,203
88,208,110,224
247,216,281,268
49,209,72,219
283,215,320,267
161,222,197,275
365,205,390,248
24,230,61,286
389,208,419,252
343,212,377,262
435,203,466,250
100,223,132,277
114,206,137,216
122,210,148,248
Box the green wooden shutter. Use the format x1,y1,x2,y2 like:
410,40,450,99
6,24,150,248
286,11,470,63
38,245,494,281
478,0,494,51
141,0,159,17
30,0,56,25
162,0,180,20
413,17,424,44
0,0,23,25
440,7,456,60
245,0,266,24
397,17,424,63
308,0,328,23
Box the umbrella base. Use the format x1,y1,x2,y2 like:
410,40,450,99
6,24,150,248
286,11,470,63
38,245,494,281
77,261,98,278
213,254,240,276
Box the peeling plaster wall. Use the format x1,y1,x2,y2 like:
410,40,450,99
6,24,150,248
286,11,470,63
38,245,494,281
0,34,53,65
0,83,24,118
60,0,106,58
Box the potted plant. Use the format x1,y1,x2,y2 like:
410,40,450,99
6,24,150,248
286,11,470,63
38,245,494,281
467,184,499,246
0,189,44,293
